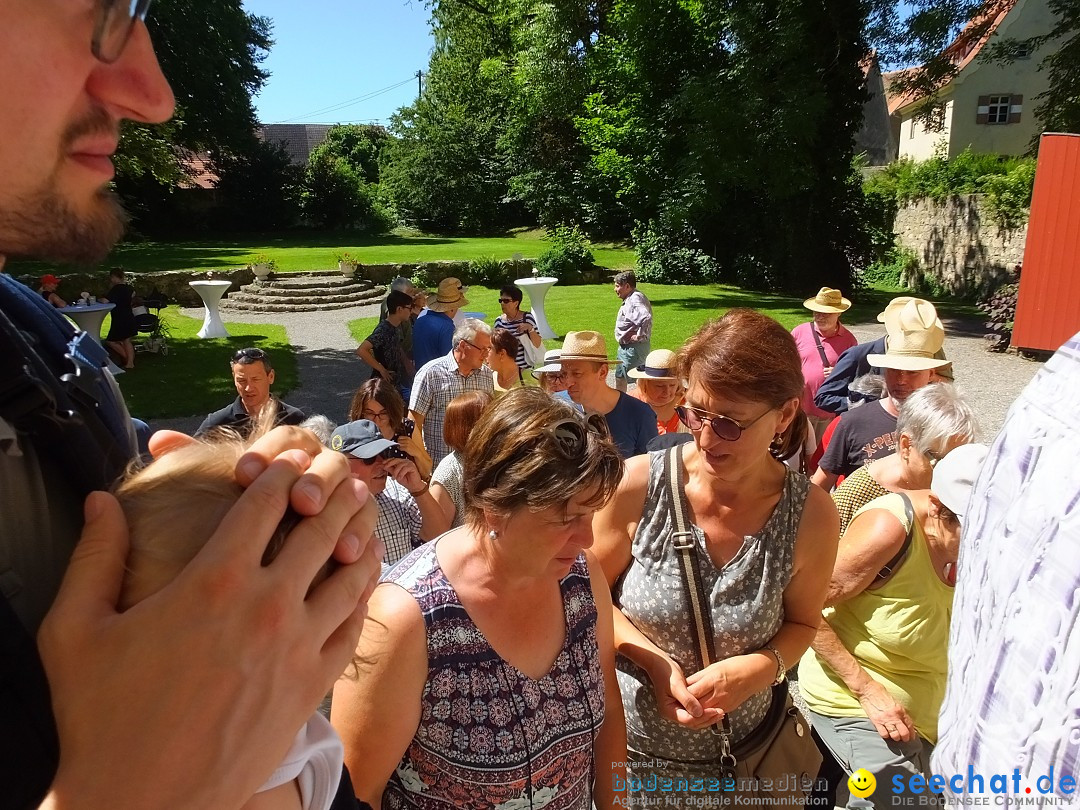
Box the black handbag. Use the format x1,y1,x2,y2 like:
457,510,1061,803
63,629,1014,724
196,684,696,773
664,447,822,802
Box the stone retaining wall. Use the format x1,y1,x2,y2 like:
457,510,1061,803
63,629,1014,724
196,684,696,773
894,194,1026,298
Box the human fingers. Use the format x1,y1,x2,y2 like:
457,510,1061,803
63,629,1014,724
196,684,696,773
39,492,129,636
286,442,353,516
306,530,384,653
331,496,381,565
148,428,195,458
272,476,372,597
235,425,324,487
674,706,724,729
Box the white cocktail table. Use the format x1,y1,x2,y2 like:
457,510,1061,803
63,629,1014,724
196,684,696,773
189,280,233,339
514,276,558,339
59,302,114,345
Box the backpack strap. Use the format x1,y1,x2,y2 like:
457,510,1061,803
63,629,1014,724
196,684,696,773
871,492,915,587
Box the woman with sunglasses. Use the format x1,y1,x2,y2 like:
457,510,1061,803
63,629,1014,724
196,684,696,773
494,284,542,371
799,444,987,809
348,377,433,483
332,387,629,809
593,308,840,805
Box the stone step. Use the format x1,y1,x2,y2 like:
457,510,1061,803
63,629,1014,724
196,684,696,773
221,298,379,313
224,289,383,306
239,281,376,297
251,275,375,291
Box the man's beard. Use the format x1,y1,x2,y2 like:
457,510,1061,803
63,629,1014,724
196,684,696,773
0,185,127,266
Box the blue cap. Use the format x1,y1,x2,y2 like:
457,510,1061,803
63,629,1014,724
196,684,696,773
329,420,398,459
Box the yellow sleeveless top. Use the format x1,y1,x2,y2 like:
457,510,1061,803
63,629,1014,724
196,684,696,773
798,493,954,743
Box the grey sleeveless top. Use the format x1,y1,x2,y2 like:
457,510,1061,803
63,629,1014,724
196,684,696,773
615,449,809,761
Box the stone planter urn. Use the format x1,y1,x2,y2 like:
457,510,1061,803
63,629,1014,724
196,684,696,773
339,261,357,278
252,262,272,282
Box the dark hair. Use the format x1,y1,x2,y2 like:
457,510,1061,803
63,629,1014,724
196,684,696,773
614,270,637,287
231,347,272,373
443,391,494,453
348,377,405,432
385,289,413,313
462,388,622,525
491,327,519,358
676,308,806,461
110,267,126,281
499,284,523,305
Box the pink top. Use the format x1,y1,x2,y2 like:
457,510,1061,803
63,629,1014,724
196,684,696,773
791,321,857,420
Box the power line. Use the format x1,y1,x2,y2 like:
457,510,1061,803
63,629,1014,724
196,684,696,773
271,77,417,124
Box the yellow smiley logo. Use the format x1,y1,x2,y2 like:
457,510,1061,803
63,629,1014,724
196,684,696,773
848,768,877,798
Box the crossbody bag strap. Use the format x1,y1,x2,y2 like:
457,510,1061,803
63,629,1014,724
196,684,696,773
811,326,831,370
871,492,916,587
665,447,737,773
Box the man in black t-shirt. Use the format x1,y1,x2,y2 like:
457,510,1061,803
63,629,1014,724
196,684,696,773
813,302,949,490
356,289,414,398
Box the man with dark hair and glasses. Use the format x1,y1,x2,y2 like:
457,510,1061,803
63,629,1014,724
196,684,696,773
196,347,306,436
0,4,381,808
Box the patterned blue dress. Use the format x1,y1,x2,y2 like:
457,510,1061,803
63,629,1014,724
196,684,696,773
382,542,604,810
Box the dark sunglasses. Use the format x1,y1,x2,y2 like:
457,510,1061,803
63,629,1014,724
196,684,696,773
498,298,516,304
675,405,771,442
232,347,267,363
848,391,878,404
355,447,405,466
93,0,153,64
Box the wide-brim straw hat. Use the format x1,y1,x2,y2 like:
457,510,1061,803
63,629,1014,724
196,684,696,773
560,330,612,363
877,297,941,333
531,349,563,377
427,277,469,312
868,315,948,372
803,287,851,313
627,349,678,381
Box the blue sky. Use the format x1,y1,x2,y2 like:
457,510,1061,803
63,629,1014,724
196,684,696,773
244,1,435,126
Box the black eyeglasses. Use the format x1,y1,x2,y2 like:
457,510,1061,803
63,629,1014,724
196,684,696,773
498,298,516,304
92,0,153,64
463,339,490,355
232,347,268,363
675,405,771,442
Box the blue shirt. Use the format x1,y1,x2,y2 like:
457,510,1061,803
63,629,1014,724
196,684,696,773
411,309,455,370
604,392,658,459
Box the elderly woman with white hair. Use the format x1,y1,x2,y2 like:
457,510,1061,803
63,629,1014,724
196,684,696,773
831,383,978,534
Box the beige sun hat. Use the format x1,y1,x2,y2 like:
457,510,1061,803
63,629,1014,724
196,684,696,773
530,349,563,377
803,287,852,313
560,331,612,362
868,301,948,371
627,349,678,381
427,277,469,312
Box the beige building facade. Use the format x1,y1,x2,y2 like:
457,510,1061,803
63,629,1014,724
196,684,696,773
891,0,1056,160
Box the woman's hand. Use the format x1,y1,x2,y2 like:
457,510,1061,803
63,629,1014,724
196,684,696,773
685,655,763,715
645,655,724,730
856,679,916,742
395,433,423,462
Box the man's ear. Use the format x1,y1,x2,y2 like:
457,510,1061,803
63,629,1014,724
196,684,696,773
267,369,276,386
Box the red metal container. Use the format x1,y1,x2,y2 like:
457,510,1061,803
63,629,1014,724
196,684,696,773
1013,133,1080,352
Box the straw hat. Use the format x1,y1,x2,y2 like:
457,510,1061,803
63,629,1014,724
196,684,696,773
867,306,948,371
560,331,612,363
803,287,851,313
426,277,469,313
877,297,941,333
627,349,678,381
530,349,563,377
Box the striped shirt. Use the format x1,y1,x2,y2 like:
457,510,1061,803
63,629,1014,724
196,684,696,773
493,311,539,370
409,352,494,466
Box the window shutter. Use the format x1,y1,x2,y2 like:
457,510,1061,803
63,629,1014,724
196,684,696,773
1009,94,1023,124
976,95,990,124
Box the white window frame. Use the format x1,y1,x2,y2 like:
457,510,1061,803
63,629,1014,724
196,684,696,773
987,95,1010,125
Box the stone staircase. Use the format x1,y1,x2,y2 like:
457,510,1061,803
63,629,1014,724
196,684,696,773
220,271,386,313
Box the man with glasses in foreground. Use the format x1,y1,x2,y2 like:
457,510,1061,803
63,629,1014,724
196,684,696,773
330,420,449,569
0,3,381,807
409,318,494,466
197,347,307,436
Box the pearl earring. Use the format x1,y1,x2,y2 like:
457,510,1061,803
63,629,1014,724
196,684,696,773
488,529,498,541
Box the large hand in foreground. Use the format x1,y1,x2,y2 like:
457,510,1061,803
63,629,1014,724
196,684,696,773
39,431,381,810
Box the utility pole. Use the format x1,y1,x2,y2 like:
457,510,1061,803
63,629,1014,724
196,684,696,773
416,70,423,98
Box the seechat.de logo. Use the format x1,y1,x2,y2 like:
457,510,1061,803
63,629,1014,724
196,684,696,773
849,769,877,798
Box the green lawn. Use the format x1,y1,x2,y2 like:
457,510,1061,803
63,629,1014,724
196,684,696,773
112,307,298,419
9,228,635,275
349,282,978,353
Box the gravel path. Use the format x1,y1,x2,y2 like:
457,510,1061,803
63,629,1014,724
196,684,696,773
151,307,1042,443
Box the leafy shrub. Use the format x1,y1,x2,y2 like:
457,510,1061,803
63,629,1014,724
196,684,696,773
982,161,1037,229
468,255,505,287
535,225,594,282
632,220,718,284
979,278,1020,352
857,244,919,290
301,148,395,232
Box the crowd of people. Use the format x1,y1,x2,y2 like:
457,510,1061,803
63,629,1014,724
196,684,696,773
2,4,1078,810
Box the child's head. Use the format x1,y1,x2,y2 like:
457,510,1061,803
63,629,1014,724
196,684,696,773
114,419,316,610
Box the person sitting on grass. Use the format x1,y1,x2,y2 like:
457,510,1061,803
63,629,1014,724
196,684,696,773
113,416,384,810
